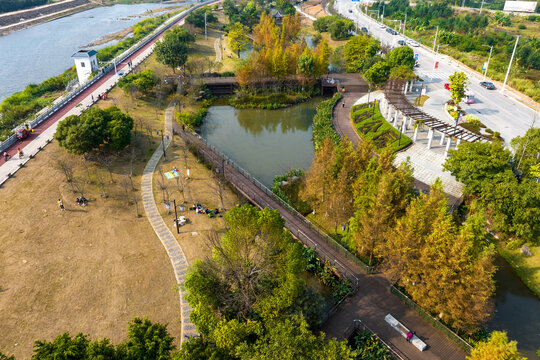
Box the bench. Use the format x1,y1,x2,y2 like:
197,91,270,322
385,314,428,351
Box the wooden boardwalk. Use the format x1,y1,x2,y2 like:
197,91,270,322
177,129,467,360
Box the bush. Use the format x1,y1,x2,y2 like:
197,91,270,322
517,24,527,29
312,92,343,149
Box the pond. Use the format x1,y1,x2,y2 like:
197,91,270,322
198,98,319,187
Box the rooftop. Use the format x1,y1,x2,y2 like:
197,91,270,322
71,49,97,58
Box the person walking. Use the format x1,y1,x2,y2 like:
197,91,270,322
3,151,8,162
58,199,65,211
407,331,413,342
17,148,23,159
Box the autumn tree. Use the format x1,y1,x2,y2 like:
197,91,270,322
468,331,526,360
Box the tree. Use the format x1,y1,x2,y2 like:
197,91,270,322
364,61,389,85
118,69,158,96
123,317,175,359
155,27,194,73
186,7,217,29
389,65,417,80
443,141,512,194
468,331,526,360
328,18,355,40
297,52,316,79
386,46,415,69
0,352,15,360
511,126,540,178
228,22,250,57
343,35,380,72
448,71,468,105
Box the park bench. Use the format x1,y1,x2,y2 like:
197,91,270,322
385,314,428,351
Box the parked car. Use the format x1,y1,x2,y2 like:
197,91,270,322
361,26,368,33
444,83,450,90
348,9,352,13
386,28,398,35
480,81,496,90
407,40,420,47
397,39,406,46
379,23,386,28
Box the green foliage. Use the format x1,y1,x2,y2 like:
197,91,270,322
351,330,392,360
493,11,511,26
176,99,211,129
314,15,355,40
272,169,312,214
449,71,469,105
343,35,380,73
364,62,390,85
54,106,133,154
297,53,316,78
186,7,217,28
386,46,415,69
97,15,172,63
0,352,15,360
468,331,525,360
117,69,159,95
30,318,173,360
351,102,412,153
228,22,250,57
511,127,540,177
0,67,76,140
230,90,312,109
302,247,352,302
155,27,195,73
311,92,343,149
223,0,260,28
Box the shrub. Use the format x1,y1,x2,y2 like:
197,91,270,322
518,24,527,30
312,92,343,149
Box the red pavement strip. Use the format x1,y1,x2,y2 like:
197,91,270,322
2,3,206,161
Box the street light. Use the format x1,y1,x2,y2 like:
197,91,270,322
502,35,520,93
481,44,493,81
434,44,449,69
432,25,439,52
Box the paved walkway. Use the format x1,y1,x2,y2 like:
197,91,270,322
140,102,197,343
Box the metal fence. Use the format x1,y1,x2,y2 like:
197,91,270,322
179,130,376,288
0,0,218,153
390,285,473,354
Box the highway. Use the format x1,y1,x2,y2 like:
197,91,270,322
333,0,539,145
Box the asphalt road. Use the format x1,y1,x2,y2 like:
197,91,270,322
334,0,539,145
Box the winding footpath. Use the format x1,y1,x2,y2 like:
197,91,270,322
140,102,197,342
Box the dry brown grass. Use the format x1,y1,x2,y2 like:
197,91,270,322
0,41,239,358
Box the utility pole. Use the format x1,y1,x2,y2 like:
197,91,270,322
403,13,407,35
483,45,493,81
204,12,207,40
113,58,117,75
433,25,439,51
173,199,179,234
502,35,520,92
461,0,465,7
480,0,485,14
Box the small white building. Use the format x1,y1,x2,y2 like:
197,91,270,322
71,49,99,85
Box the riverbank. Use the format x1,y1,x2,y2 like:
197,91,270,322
0,0,186,36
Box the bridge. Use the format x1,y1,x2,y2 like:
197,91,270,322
177,128,468,360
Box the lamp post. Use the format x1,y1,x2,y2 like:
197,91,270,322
173,199,179,234
432,25,439,52
502,35,520,93
481,44,493,81
160,129,166,157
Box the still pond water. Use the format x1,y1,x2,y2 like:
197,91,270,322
199,100,540,358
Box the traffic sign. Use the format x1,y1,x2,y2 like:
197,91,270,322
414,54,419,61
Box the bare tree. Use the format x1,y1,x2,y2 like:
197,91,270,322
122,173,140,217
174,173,186,203
93,166,108,198
52,153,76,192
72,176,88,199
92,151,117,183
156,167,169,203
208,171,225,210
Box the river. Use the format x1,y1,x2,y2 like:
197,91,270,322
0,1,193,102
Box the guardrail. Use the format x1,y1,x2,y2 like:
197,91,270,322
0,0,218,153
390,285,473,354
179,129,374,287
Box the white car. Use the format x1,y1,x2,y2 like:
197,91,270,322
379,23,386,28
407,40,420,47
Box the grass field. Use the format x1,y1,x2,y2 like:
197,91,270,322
498,242,540,297
0,23,240,358
351,101,412,153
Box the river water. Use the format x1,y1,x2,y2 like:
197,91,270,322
0,1,192,101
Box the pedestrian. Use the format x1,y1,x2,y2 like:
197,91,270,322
342,102,345,107
58,198,65,211
166,202,171,215
182,124,185,132
407,331,413,342
17,148,23,159
3,151,8,162
91,94,94,102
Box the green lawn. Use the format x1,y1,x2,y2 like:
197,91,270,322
351,101,412,153
498,242,540,297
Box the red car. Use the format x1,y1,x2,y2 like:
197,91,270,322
16,128,31,140
444,83,450,90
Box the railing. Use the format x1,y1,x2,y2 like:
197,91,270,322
179,130,374,286
0,0,218,153
390,285,473,354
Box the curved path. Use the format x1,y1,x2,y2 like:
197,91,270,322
140,102,197,343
